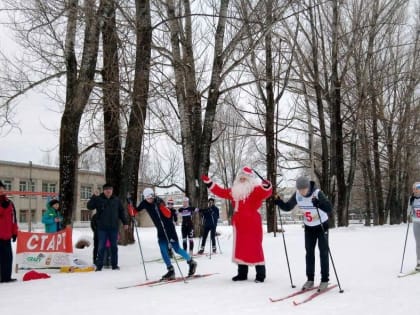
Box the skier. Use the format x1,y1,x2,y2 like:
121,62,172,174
136,188,197,280
275,176,332,291
407,182,420,271
198,198,219,254
178,197,198,255
202,166,272,283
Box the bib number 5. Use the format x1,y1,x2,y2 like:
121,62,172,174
305,211,313,222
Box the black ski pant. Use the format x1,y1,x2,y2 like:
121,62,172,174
304,221,329,282
0,239,13,282
201,225,216,249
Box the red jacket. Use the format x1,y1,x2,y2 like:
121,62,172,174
0,197,18,240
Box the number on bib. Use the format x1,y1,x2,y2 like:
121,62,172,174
305,211,313,222
416,210,420,218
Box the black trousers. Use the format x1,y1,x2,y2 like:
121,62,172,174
304,222,329,282
0,239,13,282
201,226,216,248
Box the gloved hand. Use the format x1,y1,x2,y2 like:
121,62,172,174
262,179,271,188
12,235,17,242
201,174,212,187
312,197,320,208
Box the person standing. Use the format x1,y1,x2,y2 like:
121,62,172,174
0,180,18,283
198,198,219,254
87,183,128,271
136,188,197,280
178,197,198,255
90,212,111,267
42,199,63,233
202,167,272,283
275,176,332,291
407,182,420,271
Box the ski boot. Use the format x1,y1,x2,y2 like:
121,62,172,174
188,259,197,277
302,280,314,291
161,266,175,281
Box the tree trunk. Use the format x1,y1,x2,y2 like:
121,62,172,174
60,0,102,226
102,0,122,196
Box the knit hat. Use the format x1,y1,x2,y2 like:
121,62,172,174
296,176,310,190
49,199,60,207
167,198,174,204
143,187,154,199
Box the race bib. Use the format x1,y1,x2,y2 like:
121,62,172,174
414,208,420,218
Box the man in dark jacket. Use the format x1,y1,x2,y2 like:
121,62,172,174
198,198,219,254
0,180,18,283
87,183,128,271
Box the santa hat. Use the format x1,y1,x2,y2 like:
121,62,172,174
238,166,255,178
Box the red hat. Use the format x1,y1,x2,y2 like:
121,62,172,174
23,270,51,281
238,166,255,177
167,198,174,204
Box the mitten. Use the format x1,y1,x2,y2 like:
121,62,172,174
12,235,17,242
262,179,271,188
312,197,320,208
201,174,212,187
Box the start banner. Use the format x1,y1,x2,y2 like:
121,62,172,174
16,227,73,268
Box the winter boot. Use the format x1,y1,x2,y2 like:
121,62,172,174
197,247,204,255
302,280,314,291
255,265,266,283
161,266,175,281
188,259,197,277
212,246,217,254
232,264,248,281
318,281,329,292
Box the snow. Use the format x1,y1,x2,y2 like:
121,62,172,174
1,223,418,315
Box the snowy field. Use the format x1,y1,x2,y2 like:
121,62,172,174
1,223,418,315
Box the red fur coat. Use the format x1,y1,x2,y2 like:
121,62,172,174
209,183,272,265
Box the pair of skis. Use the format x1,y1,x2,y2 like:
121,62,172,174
117,273,215,289
269,284,338,305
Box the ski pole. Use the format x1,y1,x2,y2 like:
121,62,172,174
277,206,296,288
132,216,149,280
400,213,411,274
314,206,344,293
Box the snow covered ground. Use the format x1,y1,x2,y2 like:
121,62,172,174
1,223,418,315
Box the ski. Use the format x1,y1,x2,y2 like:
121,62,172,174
148,273,215,287
398,270,420,278
292,284,338,306
117,273,215,289
269,286,318,302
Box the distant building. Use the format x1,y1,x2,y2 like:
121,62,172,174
0,160,104,226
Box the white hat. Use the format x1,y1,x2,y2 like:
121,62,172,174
143,187,154,199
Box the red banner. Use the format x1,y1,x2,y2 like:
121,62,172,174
16,227,73,268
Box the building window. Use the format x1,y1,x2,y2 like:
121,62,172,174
19,180,35,195
80,185,92,200
0,179,12,191
80,209,91,221
19,210,36,223
42,182,57,198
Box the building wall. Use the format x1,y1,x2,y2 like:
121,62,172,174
0,160,105,225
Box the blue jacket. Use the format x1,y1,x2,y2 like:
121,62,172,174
42,202,63,233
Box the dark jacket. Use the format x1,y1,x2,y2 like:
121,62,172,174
87,194,128,230
136,197,178,242
275,181,332,214
200,205,219,228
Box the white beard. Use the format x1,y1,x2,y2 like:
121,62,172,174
231,176,259,201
